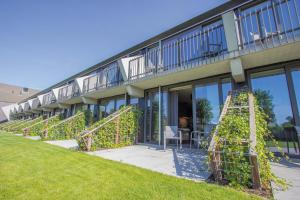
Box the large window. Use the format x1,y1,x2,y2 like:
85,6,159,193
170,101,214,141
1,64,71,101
250,69,296,152
291,68,300,119
195,82,220,131
194,78,231,133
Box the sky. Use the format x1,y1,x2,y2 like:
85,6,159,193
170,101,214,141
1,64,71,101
0,0,227,90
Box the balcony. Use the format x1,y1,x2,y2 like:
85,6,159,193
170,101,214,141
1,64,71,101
128,20,228,81
236,0,300,54
57,83,81,104
126,0,300,89
82,63,125,99
42,92,57,108
31,98,42,110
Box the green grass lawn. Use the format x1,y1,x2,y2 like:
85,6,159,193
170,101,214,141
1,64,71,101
0,132,260,200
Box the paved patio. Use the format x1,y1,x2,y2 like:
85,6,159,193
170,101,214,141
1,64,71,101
87,144,210,181
271,158,300,200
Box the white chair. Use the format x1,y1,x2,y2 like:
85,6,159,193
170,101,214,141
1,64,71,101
190,124,215,149
164,126,182,150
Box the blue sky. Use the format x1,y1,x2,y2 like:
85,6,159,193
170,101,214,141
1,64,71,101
0,0,227,90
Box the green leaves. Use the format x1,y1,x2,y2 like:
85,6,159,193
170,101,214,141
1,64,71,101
216,92,285,190
46,112,86,140
78,106,141,151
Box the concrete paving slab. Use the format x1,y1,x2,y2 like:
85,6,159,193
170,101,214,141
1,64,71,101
87,144,210,181
45,140,79,150
271,159,300,200
25,136,41,140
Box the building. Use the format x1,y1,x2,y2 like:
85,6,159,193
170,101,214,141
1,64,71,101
0,83,39,122
9,0,300,154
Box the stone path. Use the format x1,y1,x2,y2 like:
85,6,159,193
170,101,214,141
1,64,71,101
271,158,300,200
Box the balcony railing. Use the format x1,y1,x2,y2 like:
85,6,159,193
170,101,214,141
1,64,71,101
236,0,300,51
58,83,80,101
82,63,123,93
42,92,56,106
32,98,41,109
129,22,227,80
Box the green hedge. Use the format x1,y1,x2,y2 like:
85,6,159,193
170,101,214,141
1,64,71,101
25,115,63,136
44,111,87,140
79,106,140,151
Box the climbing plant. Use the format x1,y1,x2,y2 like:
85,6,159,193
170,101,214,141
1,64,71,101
24,114,62,136
44,111,89,140
78,106,141,151
214,92,286,190
13,117,43,133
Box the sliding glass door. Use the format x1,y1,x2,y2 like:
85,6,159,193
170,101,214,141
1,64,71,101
145,91,159,144
250,68,299,154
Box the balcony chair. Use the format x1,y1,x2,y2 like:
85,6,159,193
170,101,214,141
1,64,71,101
164,126,182,150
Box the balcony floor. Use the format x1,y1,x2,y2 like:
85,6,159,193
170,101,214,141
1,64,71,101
87,144,210,181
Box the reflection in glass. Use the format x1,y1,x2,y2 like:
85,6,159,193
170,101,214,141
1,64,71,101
195,83,220,131
116,98,125,110
129,97,139,105
292,69,300,118
145,91,159,143
221,78,232,103
251,69,294,148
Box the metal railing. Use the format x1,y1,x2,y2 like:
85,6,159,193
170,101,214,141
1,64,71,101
82,64,123,94
58,83,80,101
42,92,56,106
32,98,41,109
128,23,227,80
236,0,300,51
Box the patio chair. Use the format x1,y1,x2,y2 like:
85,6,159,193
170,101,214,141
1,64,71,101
190,124,215,150
164,126,182,150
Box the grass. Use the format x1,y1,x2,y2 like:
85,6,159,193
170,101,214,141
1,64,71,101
0,132,261,200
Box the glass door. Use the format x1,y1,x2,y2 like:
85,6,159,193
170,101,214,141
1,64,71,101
145,91,159,144
250,68,299,155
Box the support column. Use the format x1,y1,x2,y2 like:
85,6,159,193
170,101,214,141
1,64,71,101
230,58,245,83
222,11,239,53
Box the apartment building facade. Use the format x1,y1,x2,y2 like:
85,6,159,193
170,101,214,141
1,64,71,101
10,0,300,154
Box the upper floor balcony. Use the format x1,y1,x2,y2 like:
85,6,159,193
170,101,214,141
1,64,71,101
129,19,227,81
42,92,57,107
82,62,125,99
127,0,300,86
31,98,41,110
57,82,81,104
